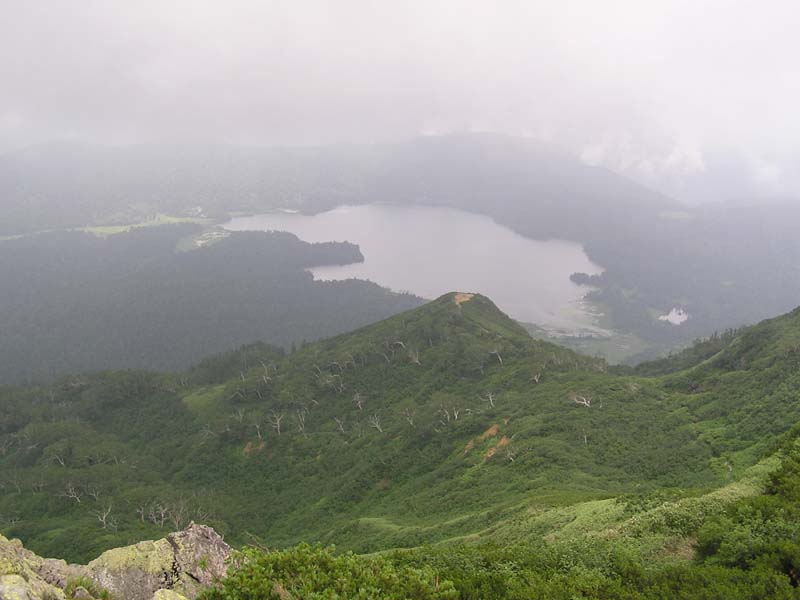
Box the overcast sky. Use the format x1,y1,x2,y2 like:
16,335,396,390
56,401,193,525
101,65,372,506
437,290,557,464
1,0,798,201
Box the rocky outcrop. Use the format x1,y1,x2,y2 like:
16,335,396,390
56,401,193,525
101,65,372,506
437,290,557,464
0,533,65,599
0,523,229,600
88,523,229,600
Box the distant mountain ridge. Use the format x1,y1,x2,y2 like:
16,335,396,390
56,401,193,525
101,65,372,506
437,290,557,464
0,133,671,237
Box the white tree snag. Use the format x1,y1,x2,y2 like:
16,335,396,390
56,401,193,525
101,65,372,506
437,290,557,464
368,414,384,433
333,416,346,434
60,482,82,504
269,411,285,435
570,394,594,408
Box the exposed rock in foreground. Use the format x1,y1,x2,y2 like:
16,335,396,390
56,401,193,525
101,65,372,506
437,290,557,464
0,523,230,600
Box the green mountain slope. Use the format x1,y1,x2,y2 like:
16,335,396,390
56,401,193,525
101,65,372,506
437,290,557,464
0,225,421,384
3,293,800,566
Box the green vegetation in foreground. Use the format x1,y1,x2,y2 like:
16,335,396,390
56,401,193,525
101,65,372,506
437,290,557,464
200,430,800,598
3,293,800,595
198,544,457,599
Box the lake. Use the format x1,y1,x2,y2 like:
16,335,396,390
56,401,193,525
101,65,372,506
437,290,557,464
224,204,604,332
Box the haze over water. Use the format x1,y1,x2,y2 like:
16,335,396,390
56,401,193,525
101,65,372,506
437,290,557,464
225,205,603,332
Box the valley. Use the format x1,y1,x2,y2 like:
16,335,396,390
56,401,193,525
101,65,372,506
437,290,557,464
5,4,800,596
3,292,800,597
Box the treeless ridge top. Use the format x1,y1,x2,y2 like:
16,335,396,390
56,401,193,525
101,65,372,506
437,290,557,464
453,293,474,305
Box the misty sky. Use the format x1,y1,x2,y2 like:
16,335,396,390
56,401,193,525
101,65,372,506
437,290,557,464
2,1,798,201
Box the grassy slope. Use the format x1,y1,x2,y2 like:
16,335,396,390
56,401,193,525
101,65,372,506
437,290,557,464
2,294,800,564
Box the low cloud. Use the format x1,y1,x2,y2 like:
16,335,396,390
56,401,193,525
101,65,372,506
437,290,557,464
1,0,798,201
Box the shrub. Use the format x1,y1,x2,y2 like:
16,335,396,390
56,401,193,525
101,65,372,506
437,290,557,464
198,543,456,599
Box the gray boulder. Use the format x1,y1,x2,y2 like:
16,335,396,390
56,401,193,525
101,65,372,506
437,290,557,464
87,522,230,600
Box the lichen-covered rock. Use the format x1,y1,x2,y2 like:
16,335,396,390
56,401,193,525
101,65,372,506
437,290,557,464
152,590,189,600
87,523,230,600
0,535,65,600
0,574,36,600
37,559,86,590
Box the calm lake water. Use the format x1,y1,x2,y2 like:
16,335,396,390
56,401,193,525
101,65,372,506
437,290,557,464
224,205,603,332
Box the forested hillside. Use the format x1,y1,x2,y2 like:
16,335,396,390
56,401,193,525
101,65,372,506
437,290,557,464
3,292,800,587
5,135,800,361
0,225,420,384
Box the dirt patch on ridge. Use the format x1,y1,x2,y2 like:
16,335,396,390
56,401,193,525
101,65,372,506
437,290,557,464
479,424,499,440
453,293,474,305
484,435,511,460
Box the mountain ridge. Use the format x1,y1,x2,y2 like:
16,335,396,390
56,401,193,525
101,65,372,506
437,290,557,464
3,292,800,568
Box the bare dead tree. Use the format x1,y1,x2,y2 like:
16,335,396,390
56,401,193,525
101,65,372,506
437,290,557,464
30,480,46,493
408,348,421,366
505,447,517,463
269,411,285,435
480,392,497,408
439,405,451,423
531,372,542,384
148,502,170,527
333,416,346,434
51,452,66,467
490,349,503,365
295,409,308,438
87,484,102,503
136,503,147,523
60,482,82,504
403,408,415,427
333,374,345,394
253,421,263,441
93,504,116,530
570,394,595,408
168,498,189,529
260,361,273,382
367,414,384,433
232,407,247,423
352,392,366,411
